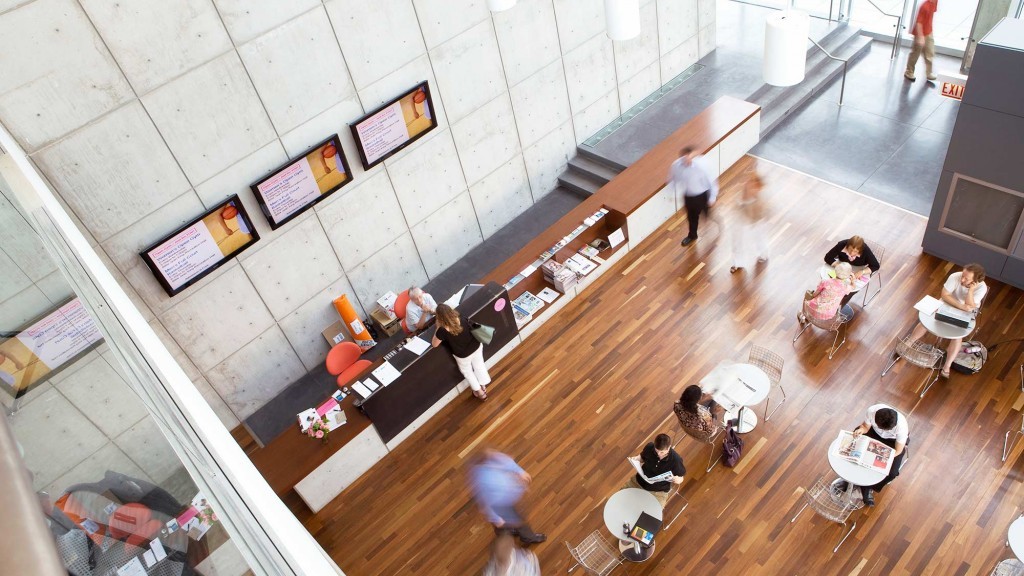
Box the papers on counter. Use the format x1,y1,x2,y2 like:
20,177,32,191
150,537,167,561
351,381,372,398
537,287,560,303
404,337,430,355
372,362,401,386
142,550,156,568
608,228,625,249
520,264,537,277
116,557,147,576
914,295,942,315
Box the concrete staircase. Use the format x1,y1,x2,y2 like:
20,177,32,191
556,23,872,197
748,23,873,136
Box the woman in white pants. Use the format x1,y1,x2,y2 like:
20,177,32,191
432,304,491,401
729,173,769,274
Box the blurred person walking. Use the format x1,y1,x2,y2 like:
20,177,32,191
469,449,546,546
670,145,719,247
482,533,541,576
730,172,769,273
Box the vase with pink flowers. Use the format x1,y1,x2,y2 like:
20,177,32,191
306,417,330,444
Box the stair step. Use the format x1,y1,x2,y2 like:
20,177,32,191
759,34,873,136
557,170,605,198
576,145,629,172
567,156,622,184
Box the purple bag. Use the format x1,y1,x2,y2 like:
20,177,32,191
723,424,744,467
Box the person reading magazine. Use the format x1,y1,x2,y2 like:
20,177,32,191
839,404,909,507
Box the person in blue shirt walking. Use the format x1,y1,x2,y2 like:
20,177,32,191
669,145,719,247
469,449,546,545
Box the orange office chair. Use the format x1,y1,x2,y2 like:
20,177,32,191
394,289,412,333
325,341,371,387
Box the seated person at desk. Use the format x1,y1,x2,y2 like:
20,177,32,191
844,404,909,507
824,236,880,273
674,384,726,435
405,286,437,331
432,304,491,401
799,262,859,324
623,434,685,508
906,263,987,378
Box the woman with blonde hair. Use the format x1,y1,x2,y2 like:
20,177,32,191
799,262,855,324
432,304,491,401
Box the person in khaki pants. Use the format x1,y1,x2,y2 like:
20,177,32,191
905,0,938,82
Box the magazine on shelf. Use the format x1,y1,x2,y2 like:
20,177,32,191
513,291,545,314
834,430,895,474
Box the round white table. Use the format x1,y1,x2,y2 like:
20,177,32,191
603,488,663,562
918,310,975,340
704,363,771,433
827,437,888,508
1008,516,1024,561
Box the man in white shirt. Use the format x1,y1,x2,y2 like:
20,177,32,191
668,146,719,247
405,286,437,332
908,263,987,377
850,403,909,506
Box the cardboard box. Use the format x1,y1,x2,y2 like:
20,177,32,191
376,291,398,319
369,307,401,337
321,320,352,347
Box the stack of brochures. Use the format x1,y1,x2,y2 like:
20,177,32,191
542,260,577,293
564,254,597,276
512,292,545,328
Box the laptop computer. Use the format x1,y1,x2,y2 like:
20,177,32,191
629,511,662,547
935,304,973,328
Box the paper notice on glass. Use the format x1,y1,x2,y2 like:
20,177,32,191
351,381,372,398
608,228,625,248
404,337,430,355
914,295,942,315
142,550,157,567
150,538,167,561
372,362,401,385
117,557,147,576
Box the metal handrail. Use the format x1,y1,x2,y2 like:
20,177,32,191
808,37,850,106
858,0,905,59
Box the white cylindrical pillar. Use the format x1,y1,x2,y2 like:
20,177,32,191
763,11,810,86
605,0,641,41
487,0,516,12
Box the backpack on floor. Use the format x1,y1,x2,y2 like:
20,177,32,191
951,340,988,374
723,424,744,467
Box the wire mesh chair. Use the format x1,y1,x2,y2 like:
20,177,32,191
676,406,725,472
793,303,852,360
748,345,785,421
991,559,1024,576
861,241,886,307
565,530,622,575
881,335,944,397
1002,366,1024,462
790,476,860,553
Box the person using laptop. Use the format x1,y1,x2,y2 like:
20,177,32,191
906,263,987,378
623,434,685,508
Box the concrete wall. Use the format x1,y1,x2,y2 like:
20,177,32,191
0,0,714,426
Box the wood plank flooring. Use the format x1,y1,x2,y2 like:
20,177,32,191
305,155,1024,575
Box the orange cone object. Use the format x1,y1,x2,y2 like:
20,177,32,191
333,294,375,351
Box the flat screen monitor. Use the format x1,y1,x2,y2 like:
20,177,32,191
140,195,259,296
250,134,353,229
350,81,437,170
0,297,103,399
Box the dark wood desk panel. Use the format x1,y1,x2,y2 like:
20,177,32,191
244,394,372,496
361,282,518,443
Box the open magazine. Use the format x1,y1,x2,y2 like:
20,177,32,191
627,456,674,484
835,430,895,474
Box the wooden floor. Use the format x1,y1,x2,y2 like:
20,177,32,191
303,156,1024,575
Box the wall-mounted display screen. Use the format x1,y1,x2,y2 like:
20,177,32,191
250,134,352,229
140,195,259,296
0,298,103,399
350,81,437,170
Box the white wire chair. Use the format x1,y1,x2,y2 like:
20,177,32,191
881,334,945,397
991,558,1024,576
565,530,622,575
748,345,785,421
1002,365,1024,462
793,302,852,360
676,406,725,473
791,476,860,553
861,241,886,307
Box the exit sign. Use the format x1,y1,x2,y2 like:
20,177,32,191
936,72,968,101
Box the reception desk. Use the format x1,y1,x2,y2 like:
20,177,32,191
237,95,762,513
